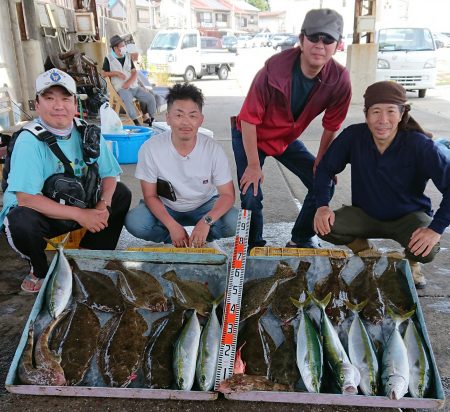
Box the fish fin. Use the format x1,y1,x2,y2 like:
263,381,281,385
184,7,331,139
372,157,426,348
344,299,368,313
44,233,70,250
387,304,416,326
161,270,177,281
308,291,332,310
289,295,310,309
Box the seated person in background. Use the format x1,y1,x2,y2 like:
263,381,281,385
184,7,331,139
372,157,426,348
0,69,131,293
102,35,156,127
313,81,449,289
125,83,238,250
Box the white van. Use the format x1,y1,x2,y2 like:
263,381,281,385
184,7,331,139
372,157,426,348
376,27,437,98
147,29,235,82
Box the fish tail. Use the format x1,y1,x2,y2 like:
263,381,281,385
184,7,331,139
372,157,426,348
44,233,70,250
290,295,311,309
162,270,177,281
344,299,368,313
308,291,332,310
387,304,416,326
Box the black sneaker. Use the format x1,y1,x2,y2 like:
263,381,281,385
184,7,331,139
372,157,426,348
285,240,321,249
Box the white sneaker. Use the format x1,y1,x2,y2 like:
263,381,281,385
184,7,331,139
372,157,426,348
205,240,226,254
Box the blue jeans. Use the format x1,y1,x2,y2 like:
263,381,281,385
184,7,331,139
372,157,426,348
125,196,238,243
232,127,318,248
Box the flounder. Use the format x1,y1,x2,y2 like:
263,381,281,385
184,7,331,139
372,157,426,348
347,256,385,324
162,270,214,316
240,261,296,322
268,324,299,390
71,259,124,313
105,260,168,312
18,321,66,386
238,311,275,377
49,303,101,385
143,299,186,389
313,258,349,325
271,261,310,322
97,307,148,387
378,257,414,313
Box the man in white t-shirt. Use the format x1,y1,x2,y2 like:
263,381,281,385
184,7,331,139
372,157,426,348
125,83,238,248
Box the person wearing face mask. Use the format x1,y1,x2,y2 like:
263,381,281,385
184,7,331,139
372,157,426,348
313,81,449,289
231,8,351,252
102,35,157,126
0,69,131,293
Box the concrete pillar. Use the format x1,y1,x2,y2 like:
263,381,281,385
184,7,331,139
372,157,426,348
0,1,22,103
346,43,377,104
21,0,45,112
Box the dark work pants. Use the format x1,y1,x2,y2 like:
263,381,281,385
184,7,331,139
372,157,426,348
319,205,440,263
4,182,131,278
232,127,319,249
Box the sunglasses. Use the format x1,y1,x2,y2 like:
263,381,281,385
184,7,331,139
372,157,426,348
305,33,336,45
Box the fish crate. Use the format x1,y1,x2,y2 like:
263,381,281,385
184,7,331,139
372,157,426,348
223,254,445,410
5,249,228,400
127,246,224,255
45,229,87,251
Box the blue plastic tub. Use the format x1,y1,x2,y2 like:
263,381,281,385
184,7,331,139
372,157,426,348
102,125,153,164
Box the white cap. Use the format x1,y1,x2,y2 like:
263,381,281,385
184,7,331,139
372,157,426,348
36,68,77,96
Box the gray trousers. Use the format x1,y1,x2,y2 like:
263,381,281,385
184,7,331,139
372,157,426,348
118,86,156,120
319,206,440,263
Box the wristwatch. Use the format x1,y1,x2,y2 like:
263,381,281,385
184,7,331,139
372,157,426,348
203,215,214,226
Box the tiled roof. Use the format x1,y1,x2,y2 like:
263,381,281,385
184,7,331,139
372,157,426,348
192,0,229,11
218,0,259,13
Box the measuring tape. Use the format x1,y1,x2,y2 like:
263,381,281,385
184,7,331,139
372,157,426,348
214,208,251,390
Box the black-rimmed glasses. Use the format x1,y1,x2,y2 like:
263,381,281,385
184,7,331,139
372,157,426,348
305,33,336,45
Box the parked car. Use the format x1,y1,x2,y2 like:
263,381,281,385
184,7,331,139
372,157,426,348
270,34,291,49
236,35,253,48
433,33,445,49
222,35,237,52
201,36,222,49
376,27,437,98
148,29,235,82
250,32,272,47
274,34,299,51
436,32,450,47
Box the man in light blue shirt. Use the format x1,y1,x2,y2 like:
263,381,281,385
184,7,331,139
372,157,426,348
1,69,131,293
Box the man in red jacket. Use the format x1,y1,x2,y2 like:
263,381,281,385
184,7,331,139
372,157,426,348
232,8,351,250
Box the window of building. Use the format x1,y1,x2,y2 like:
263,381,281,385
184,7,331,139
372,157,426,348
138,8,150,23
199,12,212,23
216,13,228,23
